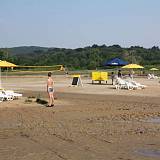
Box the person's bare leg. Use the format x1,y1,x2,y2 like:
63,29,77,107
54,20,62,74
51,93,54,106
48,93,52,106
47,93,50,106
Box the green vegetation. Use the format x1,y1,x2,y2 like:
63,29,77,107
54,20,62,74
0,45,160,70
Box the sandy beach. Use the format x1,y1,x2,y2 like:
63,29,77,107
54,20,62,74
0,75,160,160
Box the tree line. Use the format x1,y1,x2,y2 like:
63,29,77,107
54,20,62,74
0,44,160,69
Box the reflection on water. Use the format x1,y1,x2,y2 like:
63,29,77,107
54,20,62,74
136,149,160,158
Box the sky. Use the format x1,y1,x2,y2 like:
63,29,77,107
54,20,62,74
0,0,160,48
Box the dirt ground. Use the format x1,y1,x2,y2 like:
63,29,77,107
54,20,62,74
0,75,160,160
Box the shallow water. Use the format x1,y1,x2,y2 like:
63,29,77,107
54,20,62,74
135,149,160,158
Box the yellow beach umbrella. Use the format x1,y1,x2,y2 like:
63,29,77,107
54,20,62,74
122,64,144,69
0,60,17,88
0,60,17,67
150,68,159,74
122,64,144,79
150,68,159,71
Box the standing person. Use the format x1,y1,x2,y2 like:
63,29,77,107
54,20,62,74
111,72,115,85
47,72,54,107
118,70,122,78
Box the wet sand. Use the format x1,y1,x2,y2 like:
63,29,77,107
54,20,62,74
0,75,160,160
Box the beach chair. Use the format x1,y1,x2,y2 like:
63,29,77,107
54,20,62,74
124,80,138,90
115,78,126,89
125,79,146,89
151,74,159,79
0,92,5,102
115,78,137,90
147,74,153,79
130,81,146,89
1,90,22,100
0,91,13,101
148,74,159,79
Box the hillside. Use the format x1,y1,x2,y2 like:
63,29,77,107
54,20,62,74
5,46,48,55
0,45,160,69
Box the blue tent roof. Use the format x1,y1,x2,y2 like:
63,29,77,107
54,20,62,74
104,58,128,66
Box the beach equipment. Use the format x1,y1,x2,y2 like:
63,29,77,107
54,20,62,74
0,60,22,102
150,68,159,75
0,60,17,88
71,75,83,87
17,64,65,71
115,77,146,90
115,77,138,90
92,71,108,84
129,80,146,89
0,92,5,102
0,89,22,102
2,89,22,99
122,64,144,79
0,60,17,68
150,68,159,71
0,90,13,102
104,58,128,66
122,64,144,69
147,73,159,79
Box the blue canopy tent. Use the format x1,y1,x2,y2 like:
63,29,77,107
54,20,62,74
104,58,128,66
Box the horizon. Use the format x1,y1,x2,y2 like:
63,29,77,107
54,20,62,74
1,0,160,48
1,44,159,50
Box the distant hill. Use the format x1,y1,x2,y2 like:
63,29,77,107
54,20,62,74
0,45,160,69
6,46,49,55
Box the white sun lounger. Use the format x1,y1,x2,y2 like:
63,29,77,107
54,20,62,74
130,81,146,89
0,92,5,102
148,74,159,79
2,90,22,100
115,78,138,90
0,90,22,101
0,91,13,101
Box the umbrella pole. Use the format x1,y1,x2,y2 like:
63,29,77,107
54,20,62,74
130,69,134,80
0,67,1,89
4,67,8,89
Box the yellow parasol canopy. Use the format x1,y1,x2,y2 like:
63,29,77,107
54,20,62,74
122,64,144,69
150,68,159,71
0,60,17,88
0,60,17,67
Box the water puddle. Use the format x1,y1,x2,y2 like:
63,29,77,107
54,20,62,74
145,117,160,123
135,149,160,158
